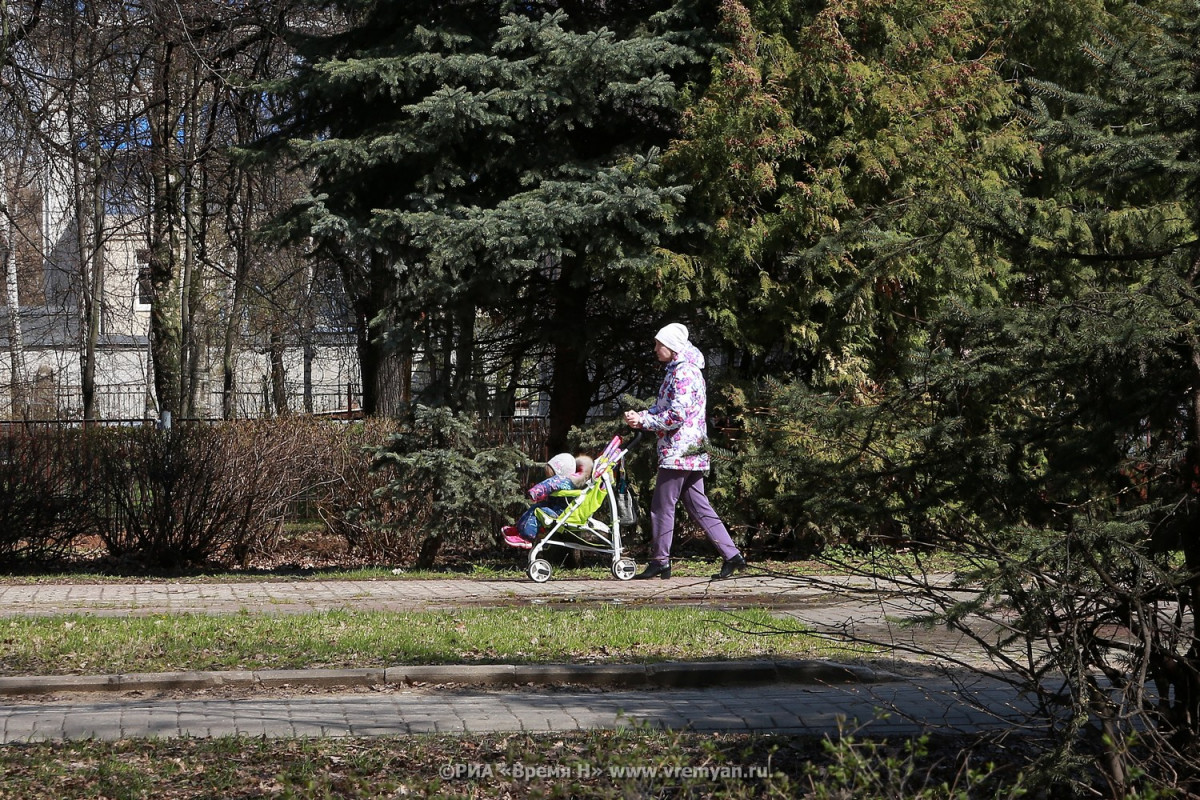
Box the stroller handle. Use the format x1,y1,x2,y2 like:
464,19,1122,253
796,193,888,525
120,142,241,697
622,431,646,449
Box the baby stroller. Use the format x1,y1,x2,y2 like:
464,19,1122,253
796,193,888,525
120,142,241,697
525,433,642,583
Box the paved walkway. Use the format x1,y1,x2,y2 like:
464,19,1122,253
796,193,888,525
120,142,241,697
2,679,1037,743
0,573,1042,743
0,573,839,617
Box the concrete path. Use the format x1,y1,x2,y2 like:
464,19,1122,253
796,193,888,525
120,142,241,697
0,573,1042,743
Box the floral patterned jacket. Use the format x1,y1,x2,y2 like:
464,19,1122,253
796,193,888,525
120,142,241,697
527,475,575,504
639,343,710,471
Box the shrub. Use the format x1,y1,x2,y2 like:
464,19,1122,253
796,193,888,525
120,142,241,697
0,425,91,566
370,405,531,568
80,422,296,569
282,416,418,563
0,413,548,571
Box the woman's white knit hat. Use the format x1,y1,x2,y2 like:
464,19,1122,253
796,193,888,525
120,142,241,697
547,453,576,479
654,323,689,354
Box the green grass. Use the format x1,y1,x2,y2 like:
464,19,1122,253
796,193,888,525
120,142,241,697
0,606,841,676
0,729,1025,800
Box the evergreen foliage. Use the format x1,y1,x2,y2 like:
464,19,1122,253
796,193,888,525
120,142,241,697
662,0,1031,383
716,2,1200,792
370,405,530,567
265,0,712,437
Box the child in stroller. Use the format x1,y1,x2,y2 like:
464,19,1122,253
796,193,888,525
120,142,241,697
501,453,595,549
516,434,643,583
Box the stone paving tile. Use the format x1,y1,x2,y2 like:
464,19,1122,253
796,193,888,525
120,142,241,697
0,576,839,618
0,683,1036,744
0,576,1046,744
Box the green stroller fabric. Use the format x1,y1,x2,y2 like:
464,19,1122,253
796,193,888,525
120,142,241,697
535,482,608,529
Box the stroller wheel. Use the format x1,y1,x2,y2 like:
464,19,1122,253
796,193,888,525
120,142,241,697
612,558,638,581
528,558,553,583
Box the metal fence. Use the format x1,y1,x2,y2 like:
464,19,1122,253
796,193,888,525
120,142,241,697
2,384,364,424
0,375,556,463
477,415,550,458
0,403,551,459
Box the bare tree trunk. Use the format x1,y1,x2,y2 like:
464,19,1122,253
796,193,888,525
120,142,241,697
221,167,252,420
269,328,288,415
359,323,408,417
146,39,185,420
451,302,475,413
179,69,211,419
355,254,408,417
148,191,184,420
302,338,314,413
494,359,520,417
221,277,244,420
1,167,27,419
76,141,105,423
180,164,197,418
60,0,108,425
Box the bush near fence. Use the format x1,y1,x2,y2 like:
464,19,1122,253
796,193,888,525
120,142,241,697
371,406,534,569
0,427,93,564
0,416,550,571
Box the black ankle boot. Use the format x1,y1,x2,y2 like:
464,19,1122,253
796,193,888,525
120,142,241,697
634,562,671,580
712,554,746,580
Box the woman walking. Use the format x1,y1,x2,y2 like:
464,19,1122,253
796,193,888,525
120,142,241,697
624,323,746,580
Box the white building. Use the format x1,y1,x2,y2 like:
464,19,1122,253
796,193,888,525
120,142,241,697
0,168,361,422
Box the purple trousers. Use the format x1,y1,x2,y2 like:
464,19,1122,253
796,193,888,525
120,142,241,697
648,468,740,565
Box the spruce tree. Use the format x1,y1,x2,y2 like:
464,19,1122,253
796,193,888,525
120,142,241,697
684,2,1200,790
734,2,1200,790
1022,13,1200,778
370,404,529,567
263,0,709,439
